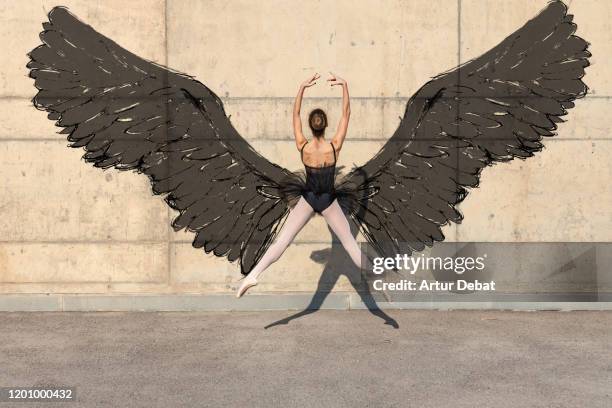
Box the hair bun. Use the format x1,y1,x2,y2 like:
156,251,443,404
308,108,328,135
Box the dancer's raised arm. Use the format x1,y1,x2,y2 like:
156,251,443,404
328,72,350,152
293,73,319,151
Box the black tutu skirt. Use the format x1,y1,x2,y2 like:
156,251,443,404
277,168,360,214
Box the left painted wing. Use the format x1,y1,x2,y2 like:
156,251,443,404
27,6,299,275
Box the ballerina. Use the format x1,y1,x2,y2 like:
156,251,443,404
236,72,364,297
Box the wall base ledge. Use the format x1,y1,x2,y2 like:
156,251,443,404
0,293,611,311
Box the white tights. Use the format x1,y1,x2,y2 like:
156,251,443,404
248,197,363,279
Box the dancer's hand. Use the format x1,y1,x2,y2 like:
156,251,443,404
301,73,320,88
327,72,346,86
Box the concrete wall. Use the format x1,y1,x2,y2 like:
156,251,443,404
0,0,610,297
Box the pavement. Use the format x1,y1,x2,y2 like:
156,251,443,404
1,310,611,407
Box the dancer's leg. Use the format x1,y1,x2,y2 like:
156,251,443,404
321,200,363,268
248,197,314,280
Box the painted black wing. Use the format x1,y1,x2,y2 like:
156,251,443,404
336,1,590,257
27,7,300,275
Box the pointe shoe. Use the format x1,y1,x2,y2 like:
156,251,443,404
236,275,258,298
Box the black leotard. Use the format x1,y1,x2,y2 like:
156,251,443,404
301,141,337,213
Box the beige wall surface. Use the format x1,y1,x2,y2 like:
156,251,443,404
0,0,610,295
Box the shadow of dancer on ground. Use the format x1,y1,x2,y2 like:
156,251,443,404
265,219,399,329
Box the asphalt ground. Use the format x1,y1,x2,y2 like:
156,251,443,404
1,310,610,407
